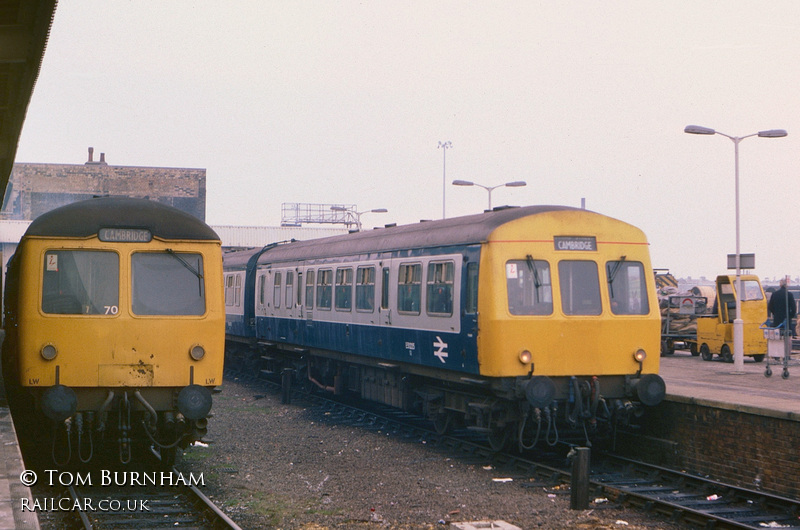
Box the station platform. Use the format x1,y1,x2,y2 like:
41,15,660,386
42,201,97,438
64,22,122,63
659,350,800,421
0,373,39,529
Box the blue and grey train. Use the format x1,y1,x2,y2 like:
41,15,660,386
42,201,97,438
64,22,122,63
224,205,666,449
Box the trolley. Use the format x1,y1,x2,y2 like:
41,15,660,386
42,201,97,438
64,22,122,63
763,321,799,379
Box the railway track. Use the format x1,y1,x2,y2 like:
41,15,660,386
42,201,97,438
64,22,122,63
31,454,242,529
231,367,800,530
61,469,242,530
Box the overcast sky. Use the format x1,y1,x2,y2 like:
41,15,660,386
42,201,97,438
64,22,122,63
14,1,800,281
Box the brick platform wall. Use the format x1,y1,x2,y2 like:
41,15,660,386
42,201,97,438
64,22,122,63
621,400,800,499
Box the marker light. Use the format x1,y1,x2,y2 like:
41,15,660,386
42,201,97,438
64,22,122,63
518,350,533,364
190,345,206,361
634,349,647,363
41,344,57,360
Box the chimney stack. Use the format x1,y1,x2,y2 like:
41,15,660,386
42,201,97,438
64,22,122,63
87,147,94,163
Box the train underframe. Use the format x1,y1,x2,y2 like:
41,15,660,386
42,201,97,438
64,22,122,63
227,338,662,451
12,385,211,467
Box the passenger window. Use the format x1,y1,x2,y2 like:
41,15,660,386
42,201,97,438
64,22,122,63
286,272,294,309
317,269,332,310
132,251,205,316
273,272,282,308
297,271,303,307
606,260,649,315
559,261,601,315
305,270,315,309
427,261,454,316
381,267,390,310
42,250,119,315
234,274,242,307
335,268,353,311
356,266,375,312
258,274,266,306
465,263,478,314
506,259,553,315
225,275,235,307
397,263,422,314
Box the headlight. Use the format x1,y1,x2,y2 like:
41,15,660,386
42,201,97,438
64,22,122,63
189,345,205,361
41,344,57,361
633,349,647,363
518,350,532,364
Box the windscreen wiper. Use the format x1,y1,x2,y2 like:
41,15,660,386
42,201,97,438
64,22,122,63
607,255,627,298
525,254,541,303
166,249,203,295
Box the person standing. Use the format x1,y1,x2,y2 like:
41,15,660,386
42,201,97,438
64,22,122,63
768,278,797,331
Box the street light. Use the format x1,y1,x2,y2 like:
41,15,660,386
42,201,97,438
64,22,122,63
452,179,527,210
438,141,452,219
684,124,788,372
330,206,388,231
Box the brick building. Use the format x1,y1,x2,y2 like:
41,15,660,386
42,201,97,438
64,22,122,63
1,147,206,221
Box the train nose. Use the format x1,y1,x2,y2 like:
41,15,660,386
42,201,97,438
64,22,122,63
41,384,78,422
634,374,666,407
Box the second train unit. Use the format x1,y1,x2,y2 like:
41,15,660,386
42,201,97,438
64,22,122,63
224,205,666,449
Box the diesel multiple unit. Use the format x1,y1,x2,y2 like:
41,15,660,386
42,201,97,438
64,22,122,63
2,197,225,465
224,205,666,450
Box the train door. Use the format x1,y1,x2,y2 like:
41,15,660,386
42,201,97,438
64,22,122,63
379,265,392,326
289,269,301,320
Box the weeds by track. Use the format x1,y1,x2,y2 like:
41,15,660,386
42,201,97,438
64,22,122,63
229,366,800,530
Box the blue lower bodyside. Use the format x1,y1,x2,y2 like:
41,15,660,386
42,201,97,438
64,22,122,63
256,315,480,374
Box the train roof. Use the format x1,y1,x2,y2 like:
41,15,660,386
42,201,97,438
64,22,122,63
238,205,616,265
23,197,220,241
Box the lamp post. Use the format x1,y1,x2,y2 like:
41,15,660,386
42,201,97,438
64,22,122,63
330,206,387,231
684,124,787,372
438,141,452,219
452,179,527,211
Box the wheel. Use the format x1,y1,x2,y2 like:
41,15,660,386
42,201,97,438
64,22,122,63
700,344,713,362
782,368,790,379
690,342,700,356
751,354,765,363
765,366,772,377
720,344,733,363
